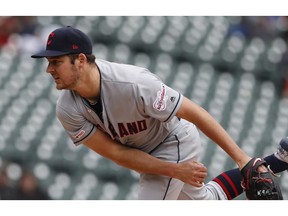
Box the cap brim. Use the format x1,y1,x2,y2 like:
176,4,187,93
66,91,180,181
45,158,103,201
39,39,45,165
31,50,70,58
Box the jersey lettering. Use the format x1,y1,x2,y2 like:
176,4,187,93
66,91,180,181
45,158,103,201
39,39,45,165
118,120,147,138
127,122,138,134
137,120,147,132
109,121,118,138
118,123,129,137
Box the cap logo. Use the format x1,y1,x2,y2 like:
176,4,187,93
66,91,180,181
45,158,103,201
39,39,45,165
47,32,55,46
72,44,79,50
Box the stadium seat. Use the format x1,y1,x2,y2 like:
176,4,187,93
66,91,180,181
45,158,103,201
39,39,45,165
170,62,194,95
190,63,216,107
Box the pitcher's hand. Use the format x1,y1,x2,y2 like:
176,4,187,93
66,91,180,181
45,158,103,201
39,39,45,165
174,160,207,187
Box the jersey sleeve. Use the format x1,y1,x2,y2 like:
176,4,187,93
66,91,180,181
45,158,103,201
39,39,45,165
136,71,183,122
56,104,97,145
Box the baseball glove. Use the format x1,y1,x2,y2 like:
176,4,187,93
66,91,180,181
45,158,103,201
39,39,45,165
240,157,283,200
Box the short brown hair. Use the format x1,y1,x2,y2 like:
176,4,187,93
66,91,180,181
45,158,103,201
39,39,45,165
68,54,96,65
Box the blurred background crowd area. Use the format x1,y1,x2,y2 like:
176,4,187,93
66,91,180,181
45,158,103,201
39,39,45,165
1,16,288,200
1,16,288,91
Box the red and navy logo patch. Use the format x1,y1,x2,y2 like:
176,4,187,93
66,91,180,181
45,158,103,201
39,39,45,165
153,83,168,111
74,130,86,139
47,32,55,46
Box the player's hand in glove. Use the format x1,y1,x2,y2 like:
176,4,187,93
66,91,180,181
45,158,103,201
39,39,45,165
240,157,283,200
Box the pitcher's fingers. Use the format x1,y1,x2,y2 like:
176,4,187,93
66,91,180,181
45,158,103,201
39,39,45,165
190,181,204,187
195,165,208,173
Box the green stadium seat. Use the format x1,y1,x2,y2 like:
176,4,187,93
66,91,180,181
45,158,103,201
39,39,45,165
111,43,131,64
208,146,227,178
98,182,120,200
153,53,174,84
190,63,216,107
170,62,194,95
132,52,152,69
116,17,145,44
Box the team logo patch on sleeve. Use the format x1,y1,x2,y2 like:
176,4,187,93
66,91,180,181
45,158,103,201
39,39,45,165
153,83,168,111
74,130,86,139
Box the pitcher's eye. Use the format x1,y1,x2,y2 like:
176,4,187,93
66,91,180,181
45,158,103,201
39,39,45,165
49,60,62,66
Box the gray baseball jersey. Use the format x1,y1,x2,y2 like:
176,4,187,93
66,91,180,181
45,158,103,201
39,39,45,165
56,58,223,200
56,59,183,153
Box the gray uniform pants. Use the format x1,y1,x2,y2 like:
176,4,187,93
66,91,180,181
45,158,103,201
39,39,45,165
138,120,227,200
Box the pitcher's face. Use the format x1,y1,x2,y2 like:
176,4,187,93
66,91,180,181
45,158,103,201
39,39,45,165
46,55,80,90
